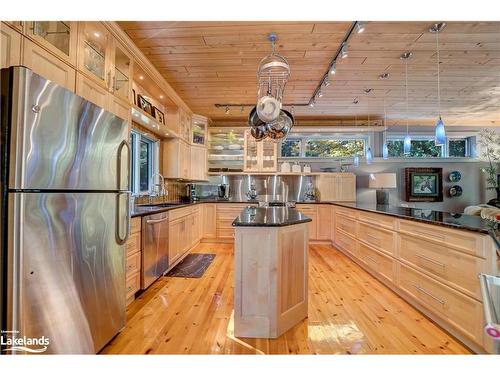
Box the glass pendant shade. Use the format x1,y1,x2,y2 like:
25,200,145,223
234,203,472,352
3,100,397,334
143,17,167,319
353,155,360,167
366,147,373,164
403,133,412,154
382,142,389,159
434,117,446,145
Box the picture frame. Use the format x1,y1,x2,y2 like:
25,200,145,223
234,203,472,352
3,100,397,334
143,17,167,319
132,89,136,106
137,94,153,116
404,167,443,202
152,106,165,125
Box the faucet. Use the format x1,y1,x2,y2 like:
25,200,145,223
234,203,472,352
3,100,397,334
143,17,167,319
150,172,167,201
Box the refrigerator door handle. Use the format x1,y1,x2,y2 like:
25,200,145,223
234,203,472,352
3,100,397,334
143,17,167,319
117,140,131,191
116,192,130,245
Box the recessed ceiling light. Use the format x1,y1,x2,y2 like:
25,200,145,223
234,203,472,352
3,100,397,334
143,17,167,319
139,75,144,80
159,95,164,99
93,32,100,38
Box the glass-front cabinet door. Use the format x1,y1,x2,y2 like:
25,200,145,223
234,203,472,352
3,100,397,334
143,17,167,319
192,115,207,146
27,21,77,64
78,22,111,89
261,138,278,172
111,41,132,102
244,130,260,172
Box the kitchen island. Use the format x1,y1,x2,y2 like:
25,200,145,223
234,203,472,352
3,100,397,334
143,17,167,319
232,206,311,338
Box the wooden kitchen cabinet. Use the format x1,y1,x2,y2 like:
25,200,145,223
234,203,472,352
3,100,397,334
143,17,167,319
23,38,76,91
295,204,318,240
243,130,278,172
202,203,217,240
191,114,208,146
190,145,207,181
316,173,356,202
25,21,78,66
168,216,188,265
162,138,191,180
76,72,108,108
1,23,22,69
317,205,333,241
166,107,191,141
110,39,133,102
125,217,142,305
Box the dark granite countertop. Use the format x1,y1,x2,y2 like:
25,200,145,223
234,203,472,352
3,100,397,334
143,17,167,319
232,207,312,227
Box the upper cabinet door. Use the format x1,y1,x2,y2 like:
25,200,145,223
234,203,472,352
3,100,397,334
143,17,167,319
191,115,207,146
78,22,112,89
111,40,133,102
26,21,78,65
1,23,22,69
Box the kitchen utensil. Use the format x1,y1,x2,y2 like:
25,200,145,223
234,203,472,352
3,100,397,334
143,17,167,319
280,162,291,173
292,162,301,173
267,109,294,141
251,124,269,141
257,95,280,123
303,164,311,173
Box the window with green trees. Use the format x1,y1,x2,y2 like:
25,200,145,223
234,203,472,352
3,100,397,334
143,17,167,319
448,139,467,157
387,139,442,157
281,139,301,157
304,139,365,157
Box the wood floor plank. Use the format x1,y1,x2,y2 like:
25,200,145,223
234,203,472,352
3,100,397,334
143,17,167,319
102,244,471,354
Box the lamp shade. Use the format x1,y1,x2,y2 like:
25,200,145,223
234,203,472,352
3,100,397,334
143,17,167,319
369,173,397,189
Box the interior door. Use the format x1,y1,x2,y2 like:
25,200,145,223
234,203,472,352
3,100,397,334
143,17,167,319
7,192,125,354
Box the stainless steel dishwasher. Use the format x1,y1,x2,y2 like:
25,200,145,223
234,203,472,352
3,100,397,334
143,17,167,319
142,212,169,289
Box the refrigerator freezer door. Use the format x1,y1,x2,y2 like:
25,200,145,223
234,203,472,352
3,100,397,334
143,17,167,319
6,192,126,354
5,67,129,191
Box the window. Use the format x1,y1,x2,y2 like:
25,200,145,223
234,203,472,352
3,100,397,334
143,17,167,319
280,137,366,158
130,130,159,195
281,139,301,157
387,139,443,158
448,138,468,157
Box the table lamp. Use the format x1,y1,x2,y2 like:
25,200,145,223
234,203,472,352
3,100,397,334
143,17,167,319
369,173,397,205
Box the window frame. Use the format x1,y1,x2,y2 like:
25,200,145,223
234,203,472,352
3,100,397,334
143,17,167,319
386,135,445,158
130,129,159,196
279,135,369,159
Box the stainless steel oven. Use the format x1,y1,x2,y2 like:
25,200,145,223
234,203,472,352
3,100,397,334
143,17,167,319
142,212,169,289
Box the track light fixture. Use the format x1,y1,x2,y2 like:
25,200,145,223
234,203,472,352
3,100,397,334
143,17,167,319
379,72,390,80
323,77,331,87
340,43,348,59
356,21,365,34
309,100,315,108
317,90,323,98
329,61,337,75
225,106,230,114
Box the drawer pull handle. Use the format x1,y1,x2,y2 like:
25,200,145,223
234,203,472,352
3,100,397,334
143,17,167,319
416,254,445,269
414,284,445,305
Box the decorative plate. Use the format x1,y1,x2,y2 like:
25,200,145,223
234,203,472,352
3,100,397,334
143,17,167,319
448,171,462,182
449,185,463,197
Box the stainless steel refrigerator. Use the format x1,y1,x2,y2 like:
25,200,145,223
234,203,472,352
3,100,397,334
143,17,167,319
0,67,130,354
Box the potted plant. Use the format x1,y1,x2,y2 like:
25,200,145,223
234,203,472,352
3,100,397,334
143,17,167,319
478,129,500,207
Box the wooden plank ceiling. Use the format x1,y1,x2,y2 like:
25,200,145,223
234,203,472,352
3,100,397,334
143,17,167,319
118,21,500,126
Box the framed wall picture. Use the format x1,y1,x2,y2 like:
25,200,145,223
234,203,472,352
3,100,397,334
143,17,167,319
404,167,443,202
137,94,153,116
152,106,165,125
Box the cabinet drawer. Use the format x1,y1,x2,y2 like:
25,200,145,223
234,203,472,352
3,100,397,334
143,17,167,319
217,218,235,229
335,214,357,237
358,242,396,285
126,251,141,276
216,204,252,219
125,232,141,256
357,211,396,231
169,206,195,221
130,217,141,234
335,228,357,257
399,234,485,300
399,219,486,258
334,206,357,219
358,222,396,257
126,271,140,299
398,263,484,345
217,228,235,239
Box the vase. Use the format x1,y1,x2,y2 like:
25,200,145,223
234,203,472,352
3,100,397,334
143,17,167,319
487,188,500,208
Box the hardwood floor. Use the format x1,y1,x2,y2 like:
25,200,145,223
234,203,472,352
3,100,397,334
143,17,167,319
102,243,471,354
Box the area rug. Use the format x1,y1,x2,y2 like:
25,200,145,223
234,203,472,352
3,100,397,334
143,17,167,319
166,253,216,278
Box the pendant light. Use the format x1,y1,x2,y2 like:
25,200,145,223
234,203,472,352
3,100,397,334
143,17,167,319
430,22,447,145
382,95,389,159
366,147,373,164
401,52,412,155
